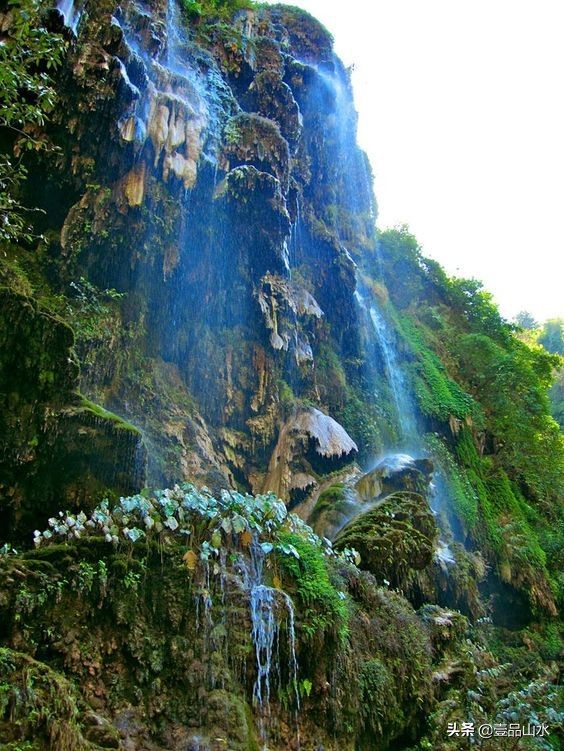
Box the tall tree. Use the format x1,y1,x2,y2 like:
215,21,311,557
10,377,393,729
0,0,66,243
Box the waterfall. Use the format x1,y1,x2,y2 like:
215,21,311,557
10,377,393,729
368,303,418,445
354,288,418,446
296,61,460,569
240,541,300,747
57,0,81,34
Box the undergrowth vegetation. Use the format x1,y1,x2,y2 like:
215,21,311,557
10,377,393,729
373,226,563,619
180,0,254,22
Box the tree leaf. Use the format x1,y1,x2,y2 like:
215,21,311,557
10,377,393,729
211,529,222,549
240,530,252,547
183,550,197,570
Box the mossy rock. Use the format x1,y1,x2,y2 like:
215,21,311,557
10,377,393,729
247,70,302,148
0,648,100,750
222,112,290,189
265,5,334,64
309,482,359,539
334,491,437,588
0,289,145,543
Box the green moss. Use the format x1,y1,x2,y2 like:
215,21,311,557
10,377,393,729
276,531,349,644
0,649,93,750
454,425,482,471
393,311,478,422
308,483,353,537
334,491,436,590
316,482,345,506
425,434,479,528
359,658,400,736
276,378,297,413
78,396,140,434
336,388,384,460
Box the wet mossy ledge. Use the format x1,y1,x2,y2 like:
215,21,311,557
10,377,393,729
77,396,140,435
0,484,434,751
1,484,561,750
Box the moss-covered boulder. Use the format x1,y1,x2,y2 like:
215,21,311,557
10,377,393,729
334,491,437,589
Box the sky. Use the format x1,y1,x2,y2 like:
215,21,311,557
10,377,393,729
265,0,564,322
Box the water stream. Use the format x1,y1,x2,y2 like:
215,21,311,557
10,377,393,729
313,56,460,562
241,540,300,748
57,0,81,34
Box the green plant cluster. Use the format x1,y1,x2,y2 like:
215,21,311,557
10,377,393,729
0,0,67,244
33,484,360,570
456,333,563,502
275,531,349,644
392,311,479,422
412,615,562,751
180,0,254,22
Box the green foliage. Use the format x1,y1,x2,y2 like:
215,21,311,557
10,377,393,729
456,333,563,502
392,310,479,422
538,318,564,356
0,0,66,243
276,378,297,414
334,491,437,589
359,658,399,736
447,427,558,614
180,0,254,22
275,531,349,644
79,397,139,434
316,482,346,507
454,425,482,472
548,365,564,429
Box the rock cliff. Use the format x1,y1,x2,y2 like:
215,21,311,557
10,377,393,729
0,0,562,748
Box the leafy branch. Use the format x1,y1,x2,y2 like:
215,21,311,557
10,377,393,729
0,0,67,243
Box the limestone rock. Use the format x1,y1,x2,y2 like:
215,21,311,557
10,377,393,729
263,408,357,501
355,453,433,503
335,491,437,588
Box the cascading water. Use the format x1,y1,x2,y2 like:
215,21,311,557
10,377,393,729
355,289,419,446
241,540,300,748
309,62,457,567
57,0,81,34
113,0,229,189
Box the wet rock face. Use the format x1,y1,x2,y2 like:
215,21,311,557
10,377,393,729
0,290,145,543
334,491,438,589
35,0,378,493
355,454,434,503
